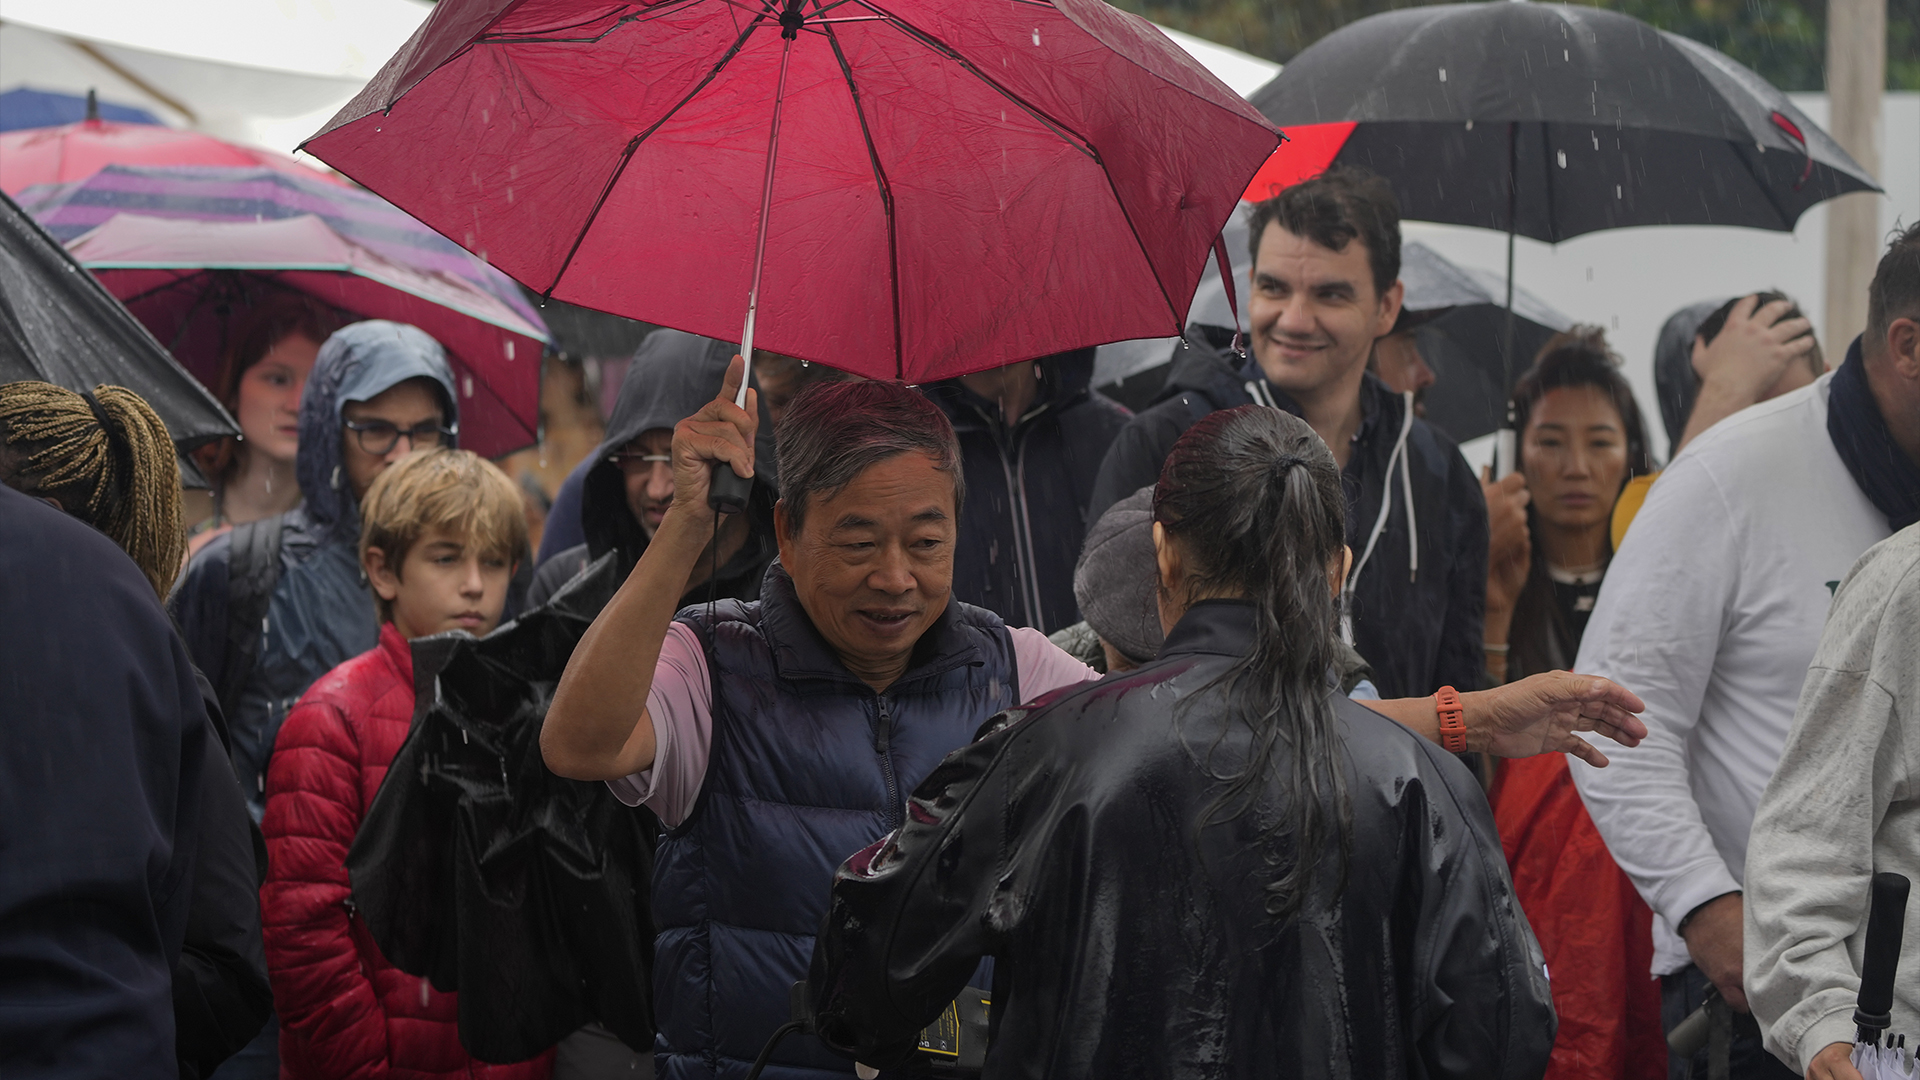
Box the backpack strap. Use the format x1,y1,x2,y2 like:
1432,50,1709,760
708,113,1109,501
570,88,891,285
218,517,285,722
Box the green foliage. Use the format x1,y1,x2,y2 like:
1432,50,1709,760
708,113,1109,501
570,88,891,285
1112,0,1919,91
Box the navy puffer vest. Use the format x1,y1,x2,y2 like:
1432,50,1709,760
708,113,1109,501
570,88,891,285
655,563,1019,1080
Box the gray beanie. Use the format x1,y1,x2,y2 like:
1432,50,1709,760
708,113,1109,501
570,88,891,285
1073,486,1162,665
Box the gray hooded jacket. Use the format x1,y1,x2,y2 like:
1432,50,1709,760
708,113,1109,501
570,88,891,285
527,330,777,609
171,321,458,815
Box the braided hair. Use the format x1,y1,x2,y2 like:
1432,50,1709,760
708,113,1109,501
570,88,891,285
0,380,185,598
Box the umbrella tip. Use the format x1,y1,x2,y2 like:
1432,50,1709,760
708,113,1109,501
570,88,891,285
86,88,99,122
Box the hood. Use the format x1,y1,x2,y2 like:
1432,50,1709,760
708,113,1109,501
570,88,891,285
582,329,777,565
1653,300,1723,451
1158,325,1256,409
927,347,1096,433
296,320,458,545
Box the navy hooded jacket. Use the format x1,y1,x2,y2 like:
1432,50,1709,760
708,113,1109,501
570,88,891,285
1,485,210,1077
171,320,459,814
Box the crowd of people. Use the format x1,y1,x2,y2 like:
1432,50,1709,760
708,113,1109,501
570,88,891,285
2,163,1917,1080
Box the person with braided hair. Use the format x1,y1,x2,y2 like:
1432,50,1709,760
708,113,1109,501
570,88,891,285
1,380,272,1079
0,379,186,597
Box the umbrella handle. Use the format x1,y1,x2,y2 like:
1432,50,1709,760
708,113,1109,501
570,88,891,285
1855,872,1911,1042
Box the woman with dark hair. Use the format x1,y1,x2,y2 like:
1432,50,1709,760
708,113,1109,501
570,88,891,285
1485,329,1669,1079
1484,328,1655,685
808,405,1625,1078
186,292,343,556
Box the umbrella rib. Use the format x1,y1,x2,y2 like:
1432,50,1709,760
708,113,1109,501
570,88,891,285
819,14,905,375
542,10,776,300
477,0,712,45
847,0,1096,160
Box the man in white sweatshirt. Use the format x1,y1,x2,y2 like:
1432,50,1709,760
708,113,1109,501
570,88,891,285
1573,223,1920,1079
1746,523,1920,1080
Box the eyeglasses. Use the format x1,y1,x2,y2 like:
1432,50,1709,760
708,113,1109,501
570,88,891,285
344,418,454,455
607,450,673,472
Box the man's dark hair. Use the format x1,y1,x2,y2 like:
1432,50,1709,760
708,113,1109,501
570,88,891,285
774,379,964,532
1245,166,1401,297
1866,220,1920,353
1697,289,1823,375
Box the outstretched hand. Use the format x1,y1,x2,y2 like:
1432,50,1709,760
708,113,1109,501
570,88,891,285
666,353,759,522
1467,671,1647,767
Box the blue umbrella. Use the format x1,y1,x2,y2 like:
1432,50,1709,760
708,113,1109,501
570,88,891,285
0,87,162,132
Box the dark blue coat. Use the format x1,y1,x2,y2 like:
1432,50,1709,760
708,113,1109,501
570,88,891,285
654,564,1019,1080
0,485,210,1077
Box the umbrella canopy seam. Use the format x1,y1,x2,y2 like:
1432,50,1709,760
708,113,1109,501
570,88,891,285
818,18,905,375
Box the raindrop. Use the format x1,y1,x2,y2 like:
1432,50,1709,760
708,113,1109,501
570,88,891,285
1591,132,1599,150
1563,49,1569,61
463,375,474,398
1031,28,1039,46
506,186,515,204
1755,142,1765,153
482,108,490,123
505,339,516,360
1615,184,1622,199
1556,150,1566,168
1438,67,1447,82
1586,266,1593,281
1465,119,1474,131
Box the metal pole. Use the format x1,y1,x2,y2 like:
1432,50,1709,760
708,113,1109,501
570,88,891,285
1502,120,1518,393
736,28,798,408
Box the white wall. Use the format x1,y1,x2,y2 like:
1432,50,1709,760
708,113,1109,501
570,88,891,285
1423,92,1919,468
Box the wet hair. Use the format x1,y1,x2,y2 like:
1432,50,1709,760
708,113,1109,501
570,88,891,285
1698,290,1823,375
1510,327,1655,481
1502,329,1652,680
357,448,529,623
774,379,964,533
1866,221,1920,354
1153,404,1350,922
0,380,184,598
191,291,345,487
1245,165,1401,297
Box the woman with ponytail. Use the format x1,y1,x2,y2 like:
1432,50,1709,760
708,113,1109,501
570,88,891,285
811,405,1646,1078
0,380,186,597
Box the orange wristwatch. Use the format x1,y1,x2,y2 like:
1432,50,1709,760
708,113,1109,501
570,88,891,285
1434,686,1467,752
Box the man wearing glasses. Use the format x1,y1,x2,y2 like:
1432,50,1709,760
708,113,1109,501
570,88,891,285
528,330,779,611
173,320,463,819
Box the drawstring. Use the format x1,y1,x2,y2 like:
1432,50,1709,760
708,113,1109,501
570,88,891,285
1345,391,1419,618
1245,384,1421,638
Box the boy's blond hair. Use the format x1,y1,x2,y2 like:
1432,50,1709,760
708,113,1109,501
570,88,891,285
358,448,529,622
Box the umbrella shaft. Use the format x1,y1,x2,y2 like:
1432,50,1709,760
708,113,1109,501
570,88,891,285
738,31,798,407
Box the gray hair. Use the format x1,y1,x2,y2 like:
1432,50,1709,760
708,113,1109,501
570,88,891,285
774,380,964,532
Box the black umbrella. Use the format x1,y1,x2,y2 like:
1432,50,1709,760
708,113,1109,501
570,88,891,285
0,189,236,455
1247,1,1880,385
346,555,654,1063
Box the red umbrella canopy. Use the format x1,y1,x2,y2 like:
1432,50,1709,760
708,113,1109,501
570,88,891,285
303,0,1278,382
0,119,342,195
66,213,545,458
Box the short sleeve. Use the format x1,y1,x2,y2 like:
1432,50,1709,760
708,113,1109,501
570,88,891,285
1009,626,1099,703
604,621,714,827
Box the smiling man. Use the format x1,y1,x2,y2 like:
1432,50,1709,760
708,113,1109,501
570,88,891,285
1088,167,1489,699
542,370,1098,1080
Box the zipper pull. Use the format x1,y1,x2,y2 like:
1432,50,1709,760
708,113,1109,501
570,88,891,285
874,697,891,755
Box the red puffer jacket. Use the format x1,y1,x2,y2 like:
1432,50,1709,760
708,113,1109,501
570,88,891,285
262,623,553,1080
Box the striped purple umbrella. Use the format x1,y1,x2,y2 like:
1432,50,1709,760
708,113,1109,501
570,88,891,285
15,164,545,330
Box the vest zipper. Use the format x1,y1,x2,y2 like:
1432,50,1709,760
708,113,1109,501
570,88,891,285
874,695,900,831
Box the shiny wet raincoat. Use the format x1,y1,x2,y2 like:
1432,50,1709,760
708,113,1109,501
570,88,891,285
811,599,1555,1078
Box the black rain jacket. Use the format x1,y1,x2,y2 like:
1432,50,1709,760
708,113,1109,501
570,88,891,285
810,599,1554,1079
1086,329,1488,697
924,349,1129,633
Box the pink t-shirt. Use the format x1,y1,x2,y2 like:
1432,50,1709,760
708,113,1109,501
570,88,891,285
607,621,1098,825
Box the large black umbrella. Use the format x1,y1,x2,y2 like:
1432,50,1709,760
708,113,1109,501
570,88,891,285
1247,1,1880,384
0,189,236,453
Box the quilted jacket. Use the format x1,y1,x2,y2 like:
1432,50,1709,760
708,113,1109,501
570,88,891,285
261,623,553,1080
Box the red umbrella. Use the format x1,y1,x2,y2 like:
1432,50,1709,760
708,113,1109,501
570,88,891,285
66,213,544,458
301,0,1278,384
0,119,341,195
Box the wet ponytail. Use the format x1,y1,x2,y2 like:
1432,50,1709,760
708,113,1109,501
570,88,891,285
0,380,185,598
1154,404,1351,921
